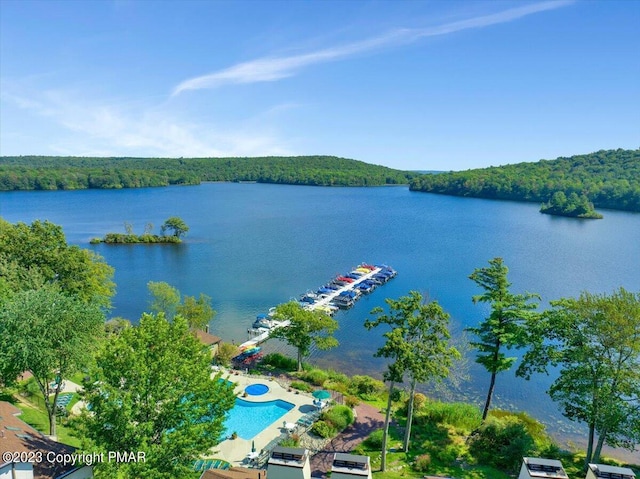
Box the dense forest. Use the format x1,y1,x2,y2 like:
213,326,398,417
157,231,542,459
0,155,414,190
410,149,640,213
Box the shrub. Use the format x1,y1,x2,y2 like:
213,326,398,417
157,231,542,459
322,405,354,432
414,453,431,472
415,400,482,431
326,369,349,384
345,395,360,408
468,415,535,473
300,368,328,386
362,429,384,449
216,343,239,367
432,443,464,465
413,392,427,411
311,420,335,438
280,433,300,447
349,375,385,400
290,381,313,392
490,409,550,449
262,353,298,371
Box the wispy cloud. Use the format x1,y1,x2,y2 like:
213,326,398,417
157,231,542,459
2,89,296,157
173,0,573,96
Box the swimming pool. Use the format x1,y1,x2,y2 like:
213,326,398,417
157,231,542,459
245,383,269,396
223,398,295,440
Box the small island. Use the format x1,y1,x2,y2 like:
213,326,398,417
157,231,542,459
540,191,603,219
91,216,189,244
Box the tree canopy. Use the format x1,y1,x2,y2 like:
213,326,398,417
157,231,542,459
161,216,189,239
0,287,105,436
517,288,640,465
0,218,115,307
410,149,640,214
270,301,338,371
79,313,236,478
0,155,415,190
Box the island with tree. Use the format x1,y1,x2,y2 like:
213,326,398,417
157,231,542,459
539,191,603,219
91,216,189,244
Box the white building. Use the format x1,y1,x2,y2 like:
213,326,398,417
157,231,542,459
330,453,372,479
586,463,636,479
266,447,310,479
518,457,568,479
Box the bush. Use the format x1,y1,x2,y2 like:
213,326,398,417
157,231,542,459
262,353,298,371
280,433,300,447
290,381,312,392
345,395,360,408
414,400,482,431
349,375,385,400
322,405,354,432
216,343,239,367
299,368,328,386
362,429,384,449
468,415,535,473
311,420,335,438
414,453,431,472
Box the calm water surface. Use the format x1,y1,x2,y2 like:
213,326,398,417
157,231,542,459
2,183,639,451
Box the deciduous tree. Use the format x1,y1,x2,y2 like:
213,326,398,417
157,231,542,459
79,313,236,478
147,281,181,320
0,287,105,436
0,219,115,307
270,301,338,371
161,216,189,239
366,291,460,454
518,288,640,465
466,258,539,420
177,293,216,331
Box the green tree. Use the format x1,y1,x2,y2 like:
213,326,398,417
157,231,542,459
177,293,215,331
269,301,338,371
79,313,236,478
518,288,640,465
161,216,189,239
466,258,539,420
365,291,460,452
0,218,115,307
0,287,105,436
147,281,181,320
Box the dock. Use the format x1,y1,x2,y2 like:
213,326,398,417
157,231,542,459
237,264,396,352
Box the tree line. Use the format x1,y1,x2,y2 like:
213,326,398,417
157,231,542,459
410,149,640,213
0,155,415,190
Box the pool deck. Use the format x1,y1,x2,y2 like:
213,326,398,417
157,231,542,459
212,370,316,465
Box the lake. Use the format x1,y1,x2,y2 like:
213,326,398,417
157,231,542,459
2,183,639,454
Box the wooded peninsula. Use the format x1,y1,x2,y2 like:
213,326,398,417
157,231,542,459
410,149,640,215
0,155,415,189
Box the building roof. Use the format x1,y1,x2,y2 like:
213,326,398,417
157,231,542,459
194,330,223,346
332,452,370,476
268,446,308,468
588,463,636,479
201,467,267,479
523,457,568,478
0,401,80,479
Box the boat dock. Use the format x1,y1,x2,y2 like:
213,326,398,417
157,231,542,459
237,264,396,353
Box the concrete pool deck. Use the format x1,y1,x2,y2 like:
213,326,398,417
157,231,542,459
212,369,317,465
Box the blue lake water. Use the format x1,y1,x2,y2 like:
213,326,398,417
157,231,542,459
1,183,639,451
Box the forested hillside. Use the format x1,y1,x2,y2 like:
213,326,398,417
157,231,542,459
0,156,414,190
410,149,640,212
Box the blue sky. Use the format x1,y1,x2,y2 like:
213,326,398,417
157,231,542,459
1,0,638,170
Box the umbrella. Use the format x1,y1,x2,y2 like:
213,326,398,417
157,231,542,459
251,440,255,453
312,390,331,400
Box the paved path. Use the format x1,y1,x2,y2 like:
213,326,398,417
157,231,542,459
310,402,384,478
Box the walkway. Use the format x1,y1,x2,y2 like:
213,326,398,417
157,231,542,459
310,402,384,478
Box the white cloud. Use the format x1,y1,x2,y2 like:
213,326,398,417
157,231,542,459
173,0,573,95
2,89,295,157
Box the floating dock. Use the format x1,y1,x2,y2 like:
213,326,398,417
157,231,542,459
237,264,396,352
